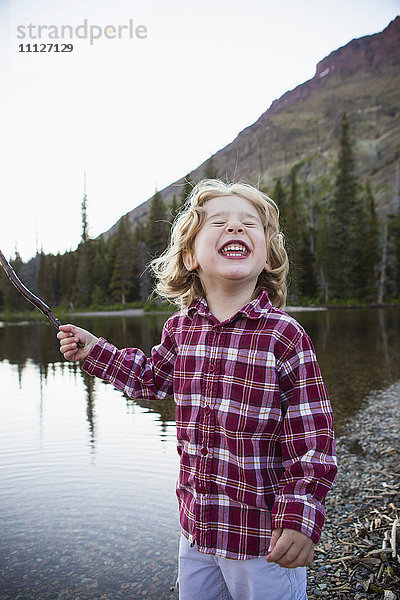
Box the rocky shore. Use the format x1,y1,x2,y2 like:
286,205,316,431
307,381,400,599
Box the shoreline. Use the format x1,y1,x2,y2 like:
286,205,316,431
62,303,399,318
66,308,145,317
65,306,329,318
307,381,400,599
1,303,398,323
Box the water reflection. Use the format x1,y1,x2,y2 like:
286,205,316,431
1,308,399,436
0,354,179,599
0,308,399,599
82,371,96,450
0,315,176,451
294,307,400,427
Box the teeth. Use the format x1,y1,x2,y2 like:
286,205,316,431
221,244,247,254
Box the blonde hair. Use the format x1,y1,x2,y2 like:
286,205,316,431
150,179,289,309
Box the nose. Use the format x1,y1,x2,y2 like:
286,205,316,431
226,221,244,234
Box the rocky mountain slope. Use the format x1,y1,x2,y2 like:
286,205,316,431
104,16,400,238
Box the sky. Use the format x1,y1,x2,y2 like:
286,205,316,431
1,0,399,262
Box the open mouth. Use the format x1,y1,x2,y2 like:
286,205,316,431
219,242,250,258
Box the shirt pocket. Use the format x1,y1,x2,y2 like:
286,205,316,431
216,348,281,435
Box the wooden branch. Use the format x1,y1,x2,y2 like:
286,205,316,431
391,518,398,560
0,249,61,329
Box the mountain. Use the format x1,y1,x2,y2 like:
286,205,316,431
104,16,400,238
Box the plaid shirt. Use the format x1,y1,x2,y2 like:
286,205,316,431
82,290,337,559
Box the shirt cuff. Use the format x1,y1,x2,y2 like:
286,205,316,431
82,337,117,380
271,496,325,544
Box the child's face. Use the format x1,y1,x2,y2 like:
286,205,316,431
183,195,270,293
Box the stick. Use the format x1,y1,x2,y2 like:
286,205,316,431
391,518,398,560
0,249,61,329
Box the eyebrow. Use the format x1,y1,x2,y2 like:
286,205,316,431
206,211,261,221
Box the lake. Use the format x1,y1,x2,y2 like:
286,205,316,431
0,307,399,600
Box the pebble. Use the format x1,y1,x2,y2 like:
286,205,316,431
307,382,400,599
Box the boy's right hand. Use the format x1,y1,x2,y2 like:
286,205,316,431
57,324,99,362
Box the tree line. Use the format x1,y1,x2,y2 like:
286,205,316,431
1,113,399,312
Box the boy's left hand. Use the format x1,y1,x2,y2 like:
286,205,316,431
266,528,315,568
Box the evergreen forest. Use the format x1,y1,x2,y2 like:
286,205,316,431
1,114,400,314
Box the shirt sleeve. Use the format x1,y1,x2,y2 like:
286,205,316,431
271,331,338,544
81,320,176,401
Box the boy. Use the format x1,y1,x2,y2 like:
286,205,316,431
58,179,337,600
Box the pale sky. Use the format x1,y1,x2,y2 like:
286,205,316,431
1,0,399,261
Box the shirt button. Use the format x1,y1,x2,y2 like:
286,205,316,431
200,447,208,456
198,485,206,494
204,406,211,415
209,363,215,372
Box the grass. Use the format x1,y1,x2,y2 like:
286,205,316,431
0,309,47,323
0,299,174,322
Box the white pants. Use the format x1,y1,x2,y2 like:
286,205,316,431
177,534,307,600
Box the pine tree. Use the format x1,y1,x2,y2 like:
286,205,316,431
145,190,169,258
170,194,180,221
272,178,287,229
109,216,134,304
81,173,89,243
180,173,195,208
73,174,94,307
58,251,77,308
329,112,361,299
130,225,142,301
285,168,303,299
298,231,317,299
357,181,380,301
74,240,95,307
134,224,152,302
91,239,112,307
52,254,62,306
36,252,54,305
387,206,400,298
1,250,26,311
315,212,332,303
379,165,400,302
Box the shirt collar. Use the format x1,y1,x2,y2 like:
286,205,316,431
187,289,272,322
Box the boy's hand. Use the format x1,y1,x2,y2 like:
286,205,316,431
266,528,315,568
57,324,99,362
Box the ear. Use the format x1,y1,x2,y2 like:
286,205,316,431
183,250,199,272
264,262,272,273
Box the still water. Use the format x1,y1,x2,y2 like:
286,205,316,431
0,307,399,599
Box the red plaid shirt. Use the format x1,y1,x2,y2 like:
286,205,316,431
83,290,337,559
